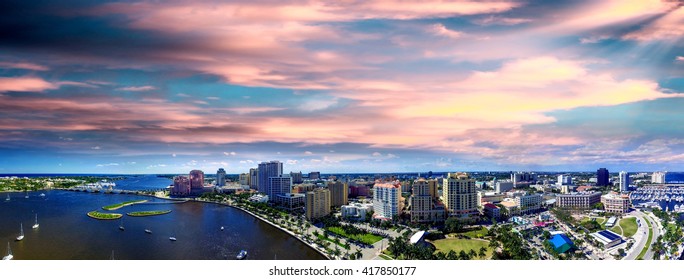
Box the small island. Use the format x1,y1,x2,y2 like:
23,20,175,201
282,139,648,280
102,200,147,210
87,211,123,220
126,210,172,217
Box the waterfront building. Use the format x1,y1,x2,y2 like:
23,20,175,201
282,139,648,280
601,192,630,213
172,176,191,196
555,192,601,209
290,171,303,184
305,188,331,220
268,176,292,202
410,178,445,223
483,203,500,220
274,193,306,212
341,202,373,221
442,172,478,219
597,168,609,186
327,181,348,207
373,181,403,220
309,171,321,180
495,181,514,194
249,194,269,203
258,161,283,194
238,173,249,186
619,171,629,192
249,168,258,190
189,170,205,192
216,168,226,187
652,171,667,184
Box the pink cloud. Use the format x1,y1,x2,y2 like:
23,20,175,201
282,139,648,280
622,6,684,41
0,62,49,71
0,77,57,92
116,85,156,91
474,16,532,25
429,23,463,39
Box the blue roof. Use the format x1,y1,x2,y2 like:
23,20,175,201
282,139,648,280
549,234,574,253
597,230,621,241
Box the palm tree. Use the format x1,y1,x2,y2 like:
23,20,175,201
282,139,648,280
478,247,487,259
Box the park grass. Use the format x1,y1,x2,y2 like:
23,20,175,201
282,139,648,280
609,226,623,236
126,210,172,217
326,226,383,245
378,254,393,260
620,217,638,237
429,238,492,259
102,200,147,210
87,211,122,220
636,217,653,260
315,233,350,250
461,227,489,239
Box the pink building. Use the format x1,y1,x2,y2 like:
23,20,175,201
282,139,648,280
172,176,191,196
189,170,204,191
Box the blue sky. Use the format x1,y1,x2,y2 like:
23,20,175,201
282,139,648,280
0,0,683,174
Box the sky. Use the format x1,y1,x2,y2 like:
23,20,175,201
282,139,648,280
1,0,683,174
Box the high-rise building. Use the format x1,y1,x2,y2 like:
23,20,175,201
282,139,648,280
619,171,629,192
373,181,403,220
216,168,226,187
514,193,543,215
652,171,667,184
557,174,572,186
410,178,445,223
258,161,283,194
327,181,348,207
442,172,478,219
495,181,514,193
238,173,249,186
268,176,292,201
305,188,331,220
290,171,303,184
511,172,537,185
309,171,320,180
249,168,258,190
172,176,191,196
597,168,609,186
189,170,204,191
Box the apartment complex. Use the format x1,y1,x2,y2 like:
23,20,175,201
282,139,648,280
409,178,445,223
373,181,403,220
442,172,478,219
555,192,602,209
305,188,331,220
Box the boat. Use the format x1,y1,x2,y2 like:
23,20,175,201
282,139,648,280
220,226,224,231
24,191,28,199
39,193,46,197
16,223,24,241
5,194,9,201
32,214,39,229
2,242,12,260
169,235,177,241
145,229,152,234
236,250,247,260
119,220,125,231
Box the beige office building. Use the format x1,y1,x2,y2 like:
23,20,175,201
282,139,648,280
442,172,478,219
305,188,331,220
327,181,348,207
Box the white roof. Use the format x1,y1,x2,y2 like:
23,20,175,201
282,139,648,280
409,231,427,244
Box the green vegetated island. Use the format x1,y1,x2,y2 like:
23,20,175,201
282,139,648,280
127,210,172,217
102,200,148,210
87,211,123,220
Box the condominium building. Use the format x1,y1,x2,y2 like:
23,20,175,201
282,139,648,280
172,176,191,196
373,181,403,220
410,178,445,223
238,173,249,186
268,176,292,202
619,171,629,192
309,171,320,180
511,172,537,185
305,188,331,220
555,192,602,209
290,171,303,184
216,168,227,187
274,193,306,211
495,181,514,194
557,174,572,186
442,172,478,219
341,202,373,221
249,168,258,190
327,181,348,207
483,203,501,220
258,161,283,194
189,170,205,191
601,192,631,213
652,171,667,184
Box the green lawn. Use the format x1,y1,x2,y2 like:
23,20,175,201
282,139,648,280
609,226,623,236
460,227,489,239
429,238,492,259
315,234,350,250
87,211,122,220
126,210,172,217
326,226,383,245
637,217,653,260
620,217,638,237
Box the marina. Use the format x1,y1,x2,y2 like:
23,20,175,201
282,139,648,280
630,186,684,212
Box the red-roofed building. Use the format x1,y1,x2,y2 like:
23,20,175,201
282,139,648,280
576,185,593,192
483,203,500,220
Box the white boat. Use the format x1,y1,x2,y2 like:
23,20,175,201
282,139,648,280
220,226,224,231
119,220,125,231
39,193,46,197
2,242,12,260
237,250,247,260
5,194,9,201
169,236,177,241
32,214,39,229
145,229,152,234
16,223,24,241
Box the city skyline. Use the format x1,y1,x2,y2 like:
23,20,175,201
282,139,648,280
1,1,684,173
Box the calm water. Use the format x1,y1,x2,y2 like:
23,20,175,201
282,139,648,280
0,191,325,260
112,175,173,191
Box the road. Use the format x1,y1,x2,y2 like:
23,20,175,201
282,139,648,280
625,211,650,260
642,212,662,260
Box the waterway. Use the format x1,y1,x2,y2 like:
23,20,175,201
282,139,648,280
0,189,325,260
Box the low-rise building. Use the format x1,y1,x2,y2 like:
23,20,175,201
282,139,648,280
341,202,373,221
274,193,306,211
601,192,631,213
555,192,602,209
515,193,543,215
483,203,500,220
